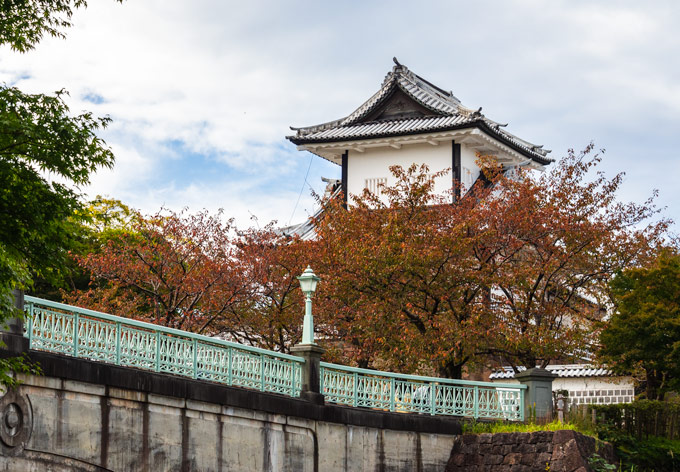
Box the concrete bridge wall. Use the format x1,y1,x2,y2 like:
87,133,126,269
0,349,461,471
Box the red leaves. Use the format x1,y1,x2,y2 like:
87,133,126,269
311,148,667,376
67,209,245,335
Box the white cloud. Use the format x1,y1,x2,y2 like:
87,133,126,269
1,0,678,229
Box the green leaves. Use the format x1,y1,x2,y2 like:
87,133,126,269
0,86,115,300
1,0,88,52
599,250,680,399
0,86,114,184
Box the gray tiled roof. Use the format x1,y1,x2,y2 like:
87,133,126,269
288,59,552,165
489,364,614,380
279,181,342,240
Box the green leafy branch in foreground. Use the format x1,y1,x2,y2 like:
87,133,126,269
0,353,42,388
0,0,123,53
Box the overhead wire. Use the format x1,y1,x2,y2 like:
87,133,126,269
288,154,314,226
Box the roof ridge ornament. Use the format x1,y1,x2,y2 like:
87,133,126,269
384,57,410,86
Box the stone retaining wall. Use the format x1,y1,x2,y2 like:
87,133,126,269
446,430,616,472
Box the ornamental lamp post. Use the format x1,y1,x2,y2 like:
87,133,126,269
291,265,325,404
297,266,320,345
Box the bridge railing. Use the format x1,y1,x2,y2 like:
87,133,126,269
22,296,526,421
320,362,526,421
23,296,303,397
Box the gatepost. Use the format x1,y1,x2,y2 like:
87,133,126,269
515,368,557,422
1,289,28,353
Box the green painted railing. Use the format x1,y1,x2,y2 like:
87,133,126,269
22,296,525,421
23,296,303,397
320,362,526,421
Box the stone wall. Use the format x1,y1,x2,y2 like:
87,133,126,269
0,348,461,472
446,430,616,472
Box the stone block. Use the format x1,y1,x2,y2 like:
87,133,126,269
18,374,61,390
109,397,142,410
148,393,185,409
63,380,105,396
518,442,536,454
520,453,537,466
552,429,576,445
535,441,552,453
503,452,522,465
109,387,146,403
450,453,465,466
478,433,492,444
186,399,221,414
483,454,503,465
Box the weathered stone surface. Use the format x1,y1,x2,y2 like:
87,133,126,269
502,452,521,465
0,372,458,472
446,430,617,472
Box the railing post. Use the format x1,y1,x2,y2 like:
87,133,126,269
390,377,395,412
115,322,121,365
430,383,436,415
260,354,265,391
193,339,198,379
474,386,479,419
73,312,79,357
27,302,33,349
516,368,557,422
353,372,359,407
290,343,325,405
292,361,298,397
155,331,161,372
227,347,233,386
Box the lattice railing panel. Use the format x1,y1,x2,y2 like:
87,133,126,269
24,296,303,398
321,363,524,420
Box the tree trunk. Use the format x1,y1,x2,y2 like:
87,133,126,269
645,369,662,400
438,359,464,379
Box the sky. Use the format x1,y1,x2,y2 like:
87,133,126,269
1,0,679,230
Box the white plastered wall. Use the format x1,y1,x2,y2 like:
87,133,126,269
491,376,635,405
346,141,481,204
553,377,635,405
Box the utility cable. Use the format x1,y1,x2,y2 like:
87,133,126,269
288,154,314,226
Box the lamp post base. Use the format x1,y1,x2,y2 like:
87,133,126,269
290,343,326,405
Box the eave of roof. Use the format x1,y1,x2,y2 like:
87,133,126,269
290,118,552,166
288,59,552,166
489,364,619,380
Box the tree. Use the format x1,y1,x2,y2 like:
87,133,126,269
475,146,667,372
309,147,666,379
598,249,680,400
225,226,309,352
66,210,249,335
0,1,119,385
313,164,495,377
1,0,121,53
0,86,114,310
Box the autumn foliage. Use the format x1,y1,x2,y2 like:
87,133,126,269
65,210,248,334
312,146,666,377
65,146,668,378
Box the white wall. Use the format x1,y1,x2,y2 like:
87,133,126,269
491,376,635,405
346,141,481,204
554,377,635,405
